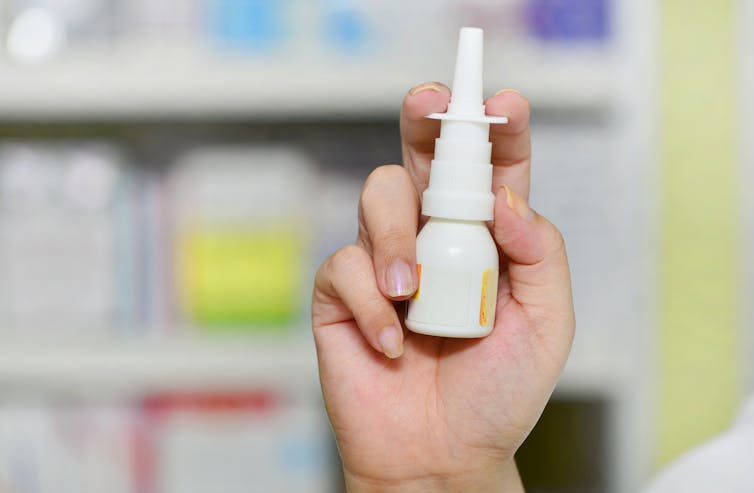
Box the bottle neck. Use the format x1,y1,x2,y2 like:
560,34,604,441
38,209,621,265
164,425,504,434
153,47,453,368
425,216,488,227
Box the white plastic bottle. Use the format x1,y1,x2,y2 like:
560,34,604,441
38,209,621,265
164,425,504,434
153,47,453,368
406,27,508,338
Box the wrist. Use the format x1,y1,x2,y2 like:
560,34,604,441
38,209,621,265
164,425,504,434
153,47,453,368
344,459,524,493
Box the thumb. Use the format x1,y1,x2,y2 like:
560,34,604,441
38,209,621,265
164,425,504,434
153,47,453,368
494,185,573,316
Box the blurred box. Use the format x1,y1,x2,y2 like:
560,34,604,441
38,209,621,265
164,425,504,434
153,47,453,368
4,0,115,63
525,0,610,42
0,394,335,493
0,402,135,493
207,0,293,53
138,393,335,493
117,0,199,42
170,146,317,330
0,142,137,336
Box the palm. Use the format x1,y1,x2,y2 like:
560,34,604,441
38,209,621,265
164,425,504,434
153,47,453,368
314,276,566,482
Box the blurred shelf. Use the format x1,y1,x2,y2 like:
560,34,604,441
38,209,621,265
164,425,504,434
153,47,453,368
0,51,613,121
0,332,627,400
0,335,320,396
556,360,621,397
555,345,637,398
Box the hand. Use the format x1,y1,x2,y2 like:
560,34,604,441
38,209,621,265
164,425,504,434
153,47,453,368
312,83,575,492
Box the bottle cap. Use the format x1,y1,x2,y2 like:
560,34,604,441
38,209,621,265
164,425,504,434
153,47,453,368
421,27,508,221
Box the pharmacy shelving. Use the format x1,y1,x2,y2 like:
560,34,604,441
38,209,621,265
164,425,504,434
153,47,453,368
0,2,653,489
0,332,625,399
0,50,613,120
0,335,320,396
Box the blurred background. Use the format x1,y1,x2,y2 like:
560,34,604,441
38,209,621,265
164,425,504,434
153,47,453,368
0,0,748,492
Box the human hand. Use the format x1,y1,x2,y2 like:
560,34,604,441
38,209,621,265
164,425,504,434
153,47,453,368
312,83,575,492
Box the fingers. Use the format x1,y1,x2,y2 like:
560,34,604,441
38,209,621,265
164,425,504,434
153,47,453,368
493,185,574,328
400,84,532,202
399,82,451,193
485,90,532,200
313,245,404,359
357,165,420,300
312,165,418,361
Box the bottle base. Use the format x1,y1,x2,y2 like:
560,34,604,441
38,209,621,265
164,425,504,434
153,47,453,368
405,319,492,338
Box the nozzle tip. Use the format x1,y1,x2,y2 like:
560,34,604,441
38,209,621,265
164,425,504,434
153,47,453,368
459,26,483,36
449,27,485,116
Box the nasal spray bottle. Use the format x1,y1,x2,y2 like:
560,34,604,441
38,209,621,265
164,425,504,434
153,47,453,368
406,27,507,338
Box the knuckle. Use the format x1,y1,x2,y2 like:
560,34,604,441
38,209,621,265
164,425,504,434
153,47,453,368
545,222,567,255
366,164,404,184
494,219,526,246
551,225,566,249
376,226,412,253
328,244,366,275
361,297,388,321
362,165,407,204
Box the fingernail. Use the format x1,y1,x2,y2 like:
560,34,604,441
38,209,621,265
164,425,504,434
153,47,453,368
410,82,443,96
501,185,535,222
494,88,523,97
386,260,416,297
379,326,404,359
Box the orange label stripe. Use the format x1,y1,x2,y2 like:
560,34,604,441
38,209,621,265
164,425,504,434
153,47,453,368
412,264,422,300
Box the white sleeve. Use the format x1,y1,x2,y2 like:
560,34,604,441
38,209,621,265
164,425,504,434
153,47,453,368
641,397,754,493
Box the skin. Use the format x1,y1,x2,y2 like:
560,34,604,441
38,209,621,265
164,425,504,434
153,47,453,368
311,83,575,492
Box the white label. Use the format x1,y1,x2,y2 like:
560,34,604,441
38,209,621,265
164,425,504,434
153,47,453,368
407,267,470,326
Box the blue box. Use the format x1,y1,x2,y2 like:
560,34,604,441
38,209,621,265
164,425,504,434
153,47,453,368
209,0,288,51
526,0,610,42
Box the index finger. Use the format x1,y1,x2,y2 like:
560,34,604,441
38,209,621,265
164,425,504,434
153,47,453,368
399,82,451,194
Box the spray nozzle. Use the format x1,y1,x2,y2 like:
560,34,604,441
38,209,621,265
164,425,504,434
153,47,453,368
419,27,508,222
427,27,508,125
